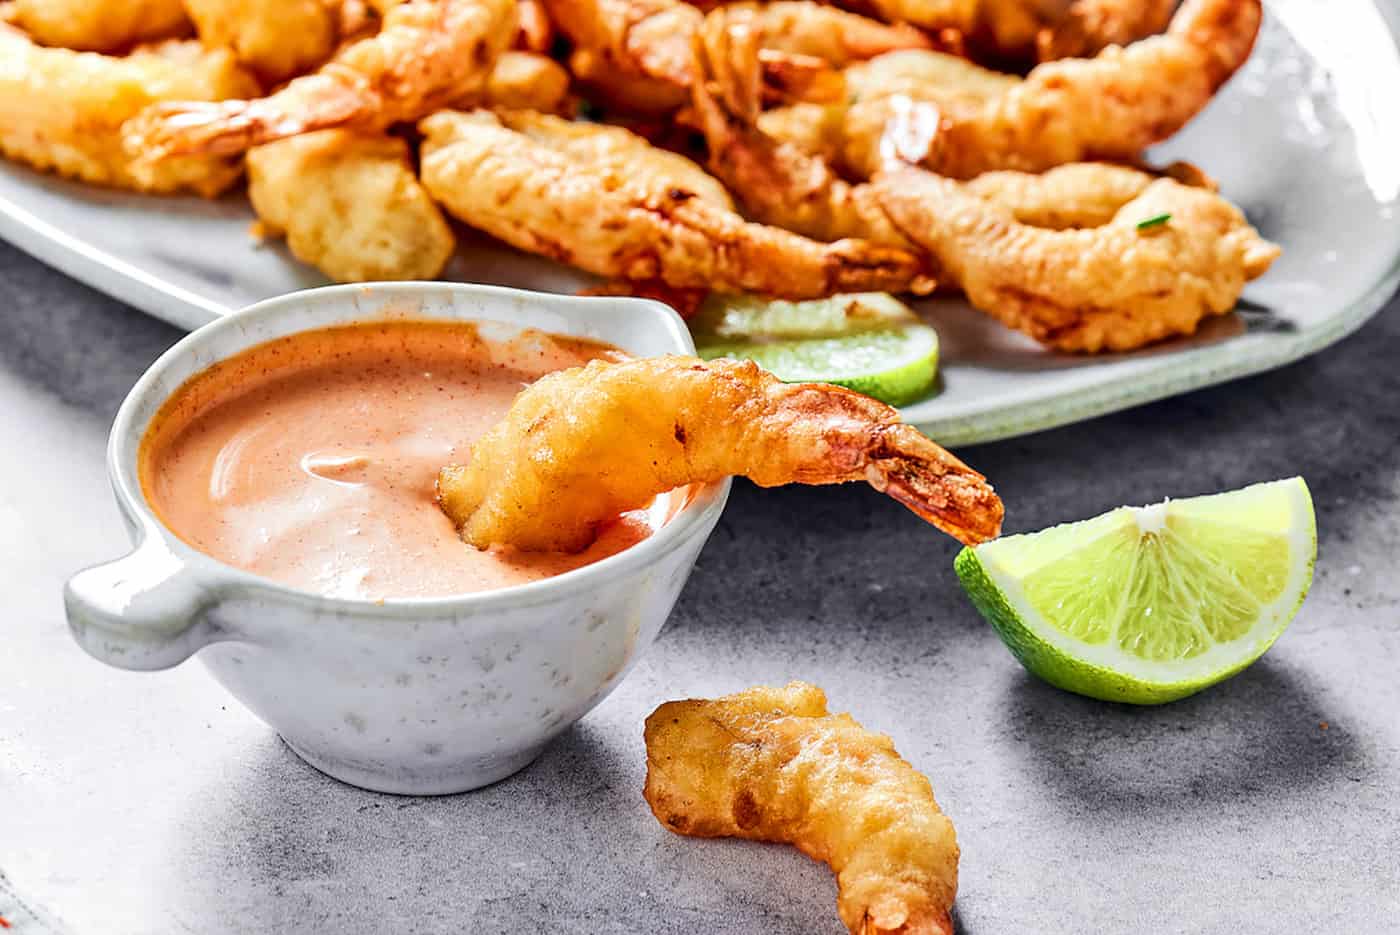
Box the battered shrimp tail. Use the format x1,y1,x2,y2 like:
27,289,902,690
124,0,515,160
437,356,1002,552
865,423,1004,548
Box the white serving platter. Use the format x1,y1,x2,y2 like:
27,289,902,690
2,1,1398,446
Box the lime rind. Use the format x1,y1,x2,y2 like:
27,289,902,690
698,325,939,407
955,477,1316,704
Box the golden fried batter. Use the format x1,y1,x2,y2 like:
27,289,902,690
545,0,876,119
418,110,929,301
1036,0,1177,62
182,0,339,82
436,355,1003,551
125,0,515,159
877,168,1280,352
6,0,189,52
473,51,572,113
765,0,1261,181
247,130,454,282
0,31,257,196
692,77,1275,353
644,682,959,935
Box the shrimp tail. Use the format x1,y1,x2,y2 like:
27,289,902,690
866,424,1005,547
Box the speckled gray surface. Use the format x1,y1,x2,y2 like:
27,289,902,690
2,240,1398,934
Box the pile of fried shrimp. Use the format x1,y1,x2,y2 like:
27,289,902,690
0,0,1277,353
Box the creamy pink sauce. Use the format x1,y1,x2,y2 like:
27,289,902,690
141,321,666,600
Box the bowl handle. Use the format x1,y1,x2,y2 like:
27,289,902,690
64,541,224,671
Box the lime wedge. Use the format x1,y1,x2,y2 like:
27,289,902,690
954,477,1316,704
692,293,939,407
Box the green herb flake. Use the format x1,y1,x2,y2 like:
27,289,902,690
577,100,605,123
1136,212,1172,231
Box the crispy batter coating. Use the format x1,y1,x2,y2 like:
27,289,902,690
778,0,1261,180
182,0,339,82
247,130,454,282
851,0,1068,61
516,0,554,52
0,31,257,196
545,0,877,119
496,110,735,208
709,1,932,68
418,110,930,300
877,167,1280,352
644,682,959,935
124,0,516,159
962,161,1156,228
692,76,1276,353
1036,0,1177,62
472,51,572,113
5,0,189,52
436,355,1003,551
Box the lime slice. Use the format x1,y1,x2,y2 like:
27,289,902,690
691,292,918,339
954,477,1316,704
692,293,939,407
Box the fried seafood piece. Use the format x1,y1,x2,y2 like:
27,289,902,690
516,0,554,52
877,167,1280,352
4,0,189,52
493,110,735,208
643,682,959,935
847,0,1069,60
181,0,340,83
691,82,1276,353
1035,0,1177,62
124,0,515,159
247,130,454,282
707,2,932,68
0,32,258,195
548,0,900,118
437,355,1003,551
418,110,929,302
782,0,1261,180
471,51,572,113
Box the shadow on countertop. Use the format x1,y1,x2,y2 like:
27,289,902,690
997,658,1370,816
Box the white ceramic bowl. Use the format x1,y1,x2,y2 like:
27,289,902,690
64,283,731,795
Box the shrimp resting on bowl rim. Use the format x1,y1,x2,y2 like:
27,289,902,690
436,355,1003,553
644,681,960,935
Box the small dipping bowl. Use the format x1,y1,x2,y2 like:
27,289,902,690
64,283,730,794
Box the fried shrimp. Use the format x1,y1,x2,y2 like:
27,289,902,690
1036,0,1177,62
470,51,572,113
643,682,960,935
691,77,1275,353
877,168,1280,352
0,31,258,196
418,110,929,302
5,0,189,52
182,0,340,83
436,355,1003,551
546,0,893,118
247,130,455,282
124,0,515,160
780,0,1262,180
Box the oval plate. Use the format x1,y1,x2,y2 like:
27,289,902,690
1,0,1397,446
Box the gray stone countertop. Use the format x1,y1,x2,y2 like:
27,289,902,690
2,240,1397,934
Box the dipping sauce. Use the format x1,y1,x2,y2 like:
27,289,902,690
140,320,667,600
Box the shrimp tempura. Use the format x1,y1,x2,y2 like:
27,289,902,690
124,0,515,160
644,682,959,935
436,356,1003,552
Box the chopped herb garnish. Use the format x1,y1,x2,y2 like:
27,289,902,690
1136,212,1172,230
577,100,605,122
